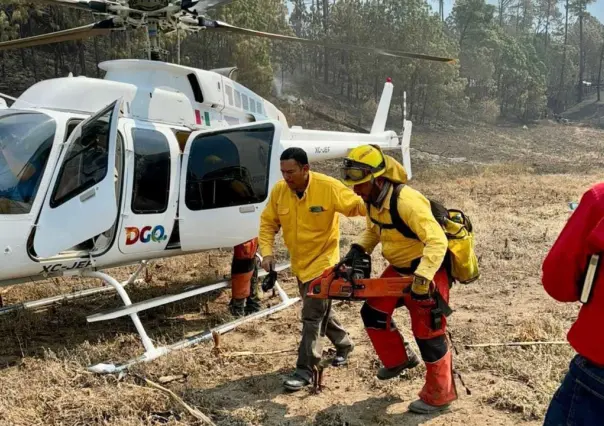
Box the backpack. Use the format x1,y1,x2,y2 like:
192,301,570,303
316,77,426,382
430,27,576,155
380,184,480,285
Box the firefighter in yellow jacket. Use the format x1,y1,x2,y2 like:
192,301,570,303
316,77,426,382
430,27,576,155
339,145,457,414
259,147,367,392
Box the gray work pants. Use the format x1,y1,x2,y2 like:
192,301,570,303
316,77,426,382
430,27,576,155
294,278,353,382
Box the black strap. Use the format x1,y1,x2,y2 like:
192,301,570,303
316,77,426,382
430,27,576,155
368,184,419,239
389,184,419,239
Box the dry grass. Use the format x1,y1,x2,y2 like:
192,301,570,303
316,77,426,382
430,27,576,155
1,120,603,425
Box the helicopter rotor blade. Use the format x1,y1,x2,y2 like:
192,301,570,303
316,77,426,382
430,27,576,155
0,19,123,52
28,0,121,14
191,18,457,64
180,0,236,15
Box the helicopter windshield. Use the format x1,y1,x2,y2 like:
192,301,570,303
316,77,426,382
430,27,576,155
0,110,56,214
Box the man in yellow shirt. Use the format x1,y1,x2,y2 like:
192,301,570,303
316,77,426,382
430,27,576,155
339,144,457,414
259,147,367,392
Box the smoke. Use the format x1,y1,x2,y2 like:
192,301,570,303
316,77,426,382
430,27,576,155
272,74,303,105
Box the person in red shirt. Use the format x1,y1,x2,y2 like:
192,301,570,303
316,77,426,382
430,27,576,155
541,182,604,425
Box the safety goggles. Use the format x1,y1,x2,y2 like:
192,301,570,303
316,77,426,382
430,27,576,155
340,158,384,183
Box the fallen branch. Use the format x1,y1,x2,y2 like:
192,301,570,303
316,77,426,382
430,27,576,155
134,375,216,426
465,341,568,349
221,349,296,357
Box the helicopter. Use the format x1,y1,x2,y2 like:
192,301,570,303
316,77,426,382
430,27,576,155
0,0,457,374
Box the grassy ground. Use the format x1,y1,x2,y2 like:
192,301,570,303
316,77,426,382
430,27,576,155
0,119,602,425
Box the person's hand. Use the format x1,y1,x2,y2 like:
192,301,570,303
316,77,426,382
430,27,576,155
261,255,276,272
410,274,432,300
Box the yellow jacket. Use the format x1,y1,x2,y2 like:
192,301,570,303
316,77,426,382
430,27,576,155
356,183,448,281
259,171,367,283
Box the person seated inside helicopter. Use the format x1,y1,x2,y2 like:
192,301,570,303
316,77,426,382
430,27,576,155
0,112,55,214
186,152,256,209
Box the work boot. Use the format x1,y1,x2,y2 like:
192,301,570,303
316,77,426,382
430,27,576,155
377,342,420,380
283,373,312,392
408,399,451,414
332,342,355,367
244,299,262,315
228,299,246,317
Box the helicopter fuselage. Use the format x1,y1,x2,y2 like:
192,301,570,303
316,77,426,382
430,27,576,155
0,59,404,287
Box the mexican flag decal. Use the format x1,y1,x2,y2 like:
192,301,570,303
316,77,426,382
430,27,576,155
204,111,210,126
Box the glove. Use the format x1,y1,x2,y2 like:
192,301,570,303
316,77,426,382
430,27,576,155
342,244,366,266
261,268,277,292
410,274,432,300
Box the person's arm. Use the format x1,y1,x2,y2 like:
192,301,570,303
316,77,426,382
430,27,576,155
542,187,602,302
355,215,381,254
258,186,281,258
332,181,367,217
399,191,448,282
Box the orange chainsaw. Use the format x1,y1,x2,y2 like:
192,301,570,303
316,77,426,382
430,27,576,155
306,254,414,301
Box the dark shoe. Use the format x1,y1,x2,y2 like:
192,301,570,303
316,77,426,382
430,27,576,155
283,373,312,392
229,300,246,317
332,342,355,367
377,344,420,380
408,399,451,414
244,300,262,315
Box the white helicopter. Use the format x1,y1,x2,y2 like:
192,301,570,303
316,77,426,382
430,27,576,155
0,0,456,374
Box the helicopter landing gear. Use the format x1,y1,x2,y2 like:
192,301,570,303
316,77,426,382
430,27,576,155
83,260,298,374
0,260,150,316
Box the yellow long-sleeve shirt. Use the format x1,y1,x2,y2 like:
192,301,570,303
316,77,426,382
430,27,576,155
259,171,367,283
356,184,448,281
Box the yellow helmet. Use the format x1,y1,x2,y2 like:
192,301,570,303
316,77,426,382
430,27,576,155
340,144,386,186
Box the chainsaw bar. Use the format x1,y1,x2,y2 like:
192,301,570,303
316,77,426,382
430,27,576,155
307,267,414,300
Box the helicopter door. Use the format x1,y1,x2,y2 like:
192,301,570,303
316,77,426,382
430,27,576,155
33,99,122,258
118,122,180,254
178,120,283,251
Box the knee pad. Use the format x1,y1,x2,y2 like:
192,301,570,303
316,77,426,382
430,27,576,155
361,303,392,330
415,335,448,363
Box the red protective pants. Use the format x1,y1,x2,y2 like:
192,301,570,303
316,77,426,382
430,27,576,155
231,238,258,299
360,265,457,407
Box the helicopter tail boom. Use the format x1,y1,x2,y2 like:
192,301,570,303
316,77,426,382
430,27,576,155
283,78,413,178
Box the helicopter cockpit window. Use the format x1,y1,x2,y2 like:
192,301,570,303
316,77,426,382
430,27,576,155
131,128,170,214
0,111,56,214
185,124,274,211
50,105,113,208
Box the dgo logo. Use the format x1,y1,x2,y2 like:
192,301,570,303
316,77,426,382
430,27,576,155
125,225,168,245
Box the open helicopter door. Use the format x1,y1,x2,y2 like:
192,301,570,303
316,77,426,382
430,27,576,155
178,120,282,251
33,99,122,258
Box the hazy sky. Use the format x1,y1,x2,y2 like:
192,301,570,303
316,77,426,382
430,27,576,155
427,0,604,24
286,1,604,26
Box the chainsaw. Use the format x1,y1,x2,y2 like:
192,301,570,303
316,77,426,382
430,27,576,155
306,252,414,300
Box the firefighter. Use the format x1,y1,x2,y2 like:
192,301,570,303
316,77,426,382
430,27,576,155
229,238,262,317
339,144,457,414
258,147,367,392
202,154,261,316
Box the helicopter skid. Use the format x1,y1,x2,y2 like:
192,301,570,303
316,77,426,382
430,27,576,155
83,263,299,374
0,260,149,316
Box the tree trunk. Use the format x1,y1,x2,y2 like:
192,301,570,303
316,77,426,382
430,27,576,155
578,5,584,102
544,0,551,53
597,41,604,102
557,0,569,111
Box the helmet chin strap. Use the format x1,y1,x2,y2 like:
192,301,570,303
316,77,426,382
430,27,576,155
369,177,391,208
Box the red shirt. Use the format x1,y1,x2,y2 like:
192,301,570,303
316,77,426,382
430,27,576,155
542,182,604,366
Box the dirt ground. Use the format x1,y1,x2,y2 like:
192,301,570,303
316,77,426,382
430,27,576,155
1,120,602,425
